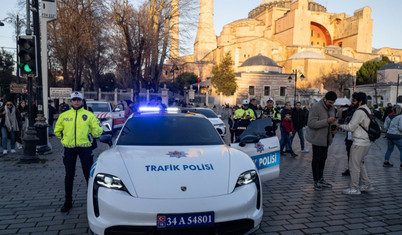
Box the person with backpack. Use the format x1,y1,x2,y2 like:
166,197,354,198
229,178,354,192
382,105,402,169
337,92,374,195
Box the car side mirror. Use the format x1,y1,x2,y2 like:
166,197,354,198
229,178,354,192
239,134,260,147
217,128,223,135
99,134,113,147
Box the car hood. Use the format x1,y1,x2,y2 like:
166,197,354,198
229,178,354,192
208,118,224,125
116,145,231,199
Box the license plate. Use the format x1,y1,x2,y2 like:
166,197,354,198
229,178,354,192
157,212,214,228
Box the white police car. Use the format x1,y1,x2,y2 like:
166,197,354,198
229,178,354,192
86,101,126,133
182,107,227,137
88,108,280,235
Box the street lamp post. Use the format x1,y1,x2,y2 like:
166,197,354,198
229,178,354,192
397,74,402,103
288,70,304,105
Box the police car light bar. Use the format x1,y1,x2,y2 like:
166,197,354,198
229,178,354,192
167,107,179,113
138,106,161,112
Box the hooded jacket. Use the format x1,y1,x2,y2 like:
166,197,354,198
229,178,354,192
339,105,370,146
54,106,103,148
305,98,336,147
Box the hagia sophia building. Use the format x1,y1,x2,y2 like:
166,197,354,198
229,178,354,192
163,0,402,105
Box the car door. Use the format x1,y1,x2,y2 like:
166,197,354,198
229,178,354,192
230,119,280,182
112,103,126,129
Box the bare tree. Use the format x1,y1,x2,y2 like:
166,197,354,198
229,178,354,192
321,68,353,98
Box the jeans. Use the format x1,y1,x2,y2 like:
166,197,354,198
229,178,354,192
312,145,328,182
280,132,294,154
290,128,305,150
1,127,16,151
384,138,402,163
63,147,93,202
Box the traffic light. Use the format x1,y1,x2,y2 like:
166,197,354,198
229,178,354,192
17,35,37,77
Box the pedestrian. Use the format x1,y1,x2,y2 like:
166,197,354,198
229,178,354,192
59,102,70,113
280,101,292,120
0,99,21,155
249,98,258,118
280,111,297,157
341,105,356,176
291,102,309,153
306,91,338,191
260,97,281,136
54,92,103,212
382,105,402,169
338,92,374,195
48,98,57,137
17,101,29,146
383,103,393,122
156,97,167,109
125,100,135,119
303,106,309,127
228,107,238,143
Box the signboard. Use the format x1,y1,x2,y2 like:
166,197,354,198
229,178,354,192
41,0,57,21
10,83,27,94
189,90,195,100
50,87,72,99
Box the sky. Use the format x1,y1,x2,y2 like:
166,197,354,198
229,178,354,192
1,0,401,57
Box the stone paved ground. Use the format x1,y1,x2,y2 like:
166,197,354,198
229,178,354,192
0,128,401,234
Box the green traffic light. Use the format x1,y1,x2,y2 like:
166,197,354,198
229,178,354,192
23,64,32,72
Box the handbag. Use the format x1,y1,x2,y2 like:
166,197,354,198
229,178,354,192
385,133,402,140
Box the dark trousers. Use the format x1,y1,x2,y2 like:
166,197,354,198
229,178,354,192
280,132,294,154
345,140,353,169
312,145,328,182
63,147,93,202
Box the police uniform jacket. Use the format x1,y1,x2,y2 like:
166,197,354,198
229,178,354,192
234,108,256,120
55,106,103,148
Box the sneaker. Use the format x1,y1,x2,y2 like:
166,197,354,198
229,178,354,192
301,148,309,153
60,201,72,213
342,169,350,176
343,188,361,195
16,142,23,149
359,185,375,192
10,149,16,154
291,153,298,157
314,182,322,191
383,161,393,167
319,178,332,188
2,150,7,155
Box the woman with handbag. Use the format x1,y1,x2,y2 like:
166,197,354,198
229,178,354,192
383,105,402,169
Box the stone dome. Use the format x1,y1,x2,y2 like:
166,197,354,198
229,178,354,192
289,51,325,60
378,62,402,71
240,54,278,67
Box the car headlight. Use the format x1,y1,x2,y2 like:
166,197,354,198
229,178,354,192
96,173,126,190
236,170,257,186
99,117,111,122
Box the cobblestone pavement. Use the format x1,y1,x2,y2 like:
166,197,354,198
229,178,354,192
1,128,401,234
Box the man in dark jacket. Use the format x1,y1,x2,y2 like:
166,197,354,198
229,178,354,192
48,99,57,137
383,103,393,122
249,98,258,119
291,102,309,153
306,91,338,191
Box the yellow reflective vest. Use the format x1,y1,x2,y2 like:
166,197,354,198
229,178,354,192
55,107,103,148
234,108,256,120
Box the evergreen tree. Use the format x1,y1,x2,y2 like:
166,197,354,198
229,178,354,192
0,49,15,97
211,52,237,96
356,56,389,85
175,72,198,95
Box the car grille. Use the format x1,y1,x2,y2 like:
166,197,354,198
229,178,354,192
104,219,255,235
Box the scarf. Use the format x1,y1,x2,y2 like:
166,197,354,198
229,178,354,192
5,106,19,132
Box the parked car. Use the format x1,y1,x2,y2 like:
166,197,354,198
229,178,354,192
182,107,226,137
86,101,126,133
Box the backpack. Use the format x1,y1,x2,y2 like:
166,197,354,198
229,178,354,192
358,108,381,142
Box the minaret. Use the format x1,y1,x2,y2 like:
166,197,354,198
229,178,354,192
194,0,217,62
169,0,179,59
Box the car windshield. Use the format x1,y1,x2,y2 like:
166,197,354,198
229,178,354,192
87,103,110,112
117,115,224,146
186,109,218,118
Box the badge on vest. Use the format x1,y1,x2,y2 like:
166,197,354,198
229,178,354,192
82,114,88,121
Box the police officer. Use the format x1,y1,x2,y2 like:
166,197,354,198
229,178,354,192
233,100,256,141
260,97,281,136
55,92,103,212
